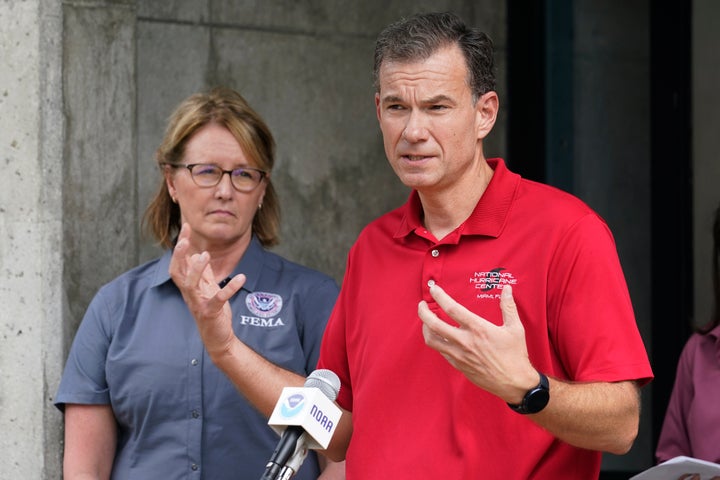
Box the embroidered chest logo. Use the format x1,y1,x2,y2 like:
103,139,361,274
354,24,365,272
469,268,518,299
246,292,283,318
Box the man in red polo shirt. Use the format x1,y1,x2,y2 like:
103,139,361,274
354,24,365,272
171,11,653,480
313,14,653,477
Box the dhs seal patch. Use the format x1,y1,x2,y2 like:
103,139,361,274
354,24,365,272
246,292,283,318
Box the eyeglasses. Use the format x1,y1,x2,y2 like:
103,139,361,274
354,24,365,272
164,163,267,193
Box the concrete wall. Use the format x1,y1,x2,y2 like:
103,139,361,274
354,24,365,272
0,1,506,478
63,0,138,340
0,0,64,477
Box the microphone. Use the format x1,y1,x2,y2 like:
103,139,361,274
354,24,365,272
260,369,341,480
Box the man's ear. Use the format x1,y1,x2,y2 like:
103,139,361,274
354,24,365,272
375,92,382,123
475,91,499,140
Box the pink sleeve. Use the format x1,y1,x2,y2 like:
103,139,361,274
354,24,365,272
655,335,696,462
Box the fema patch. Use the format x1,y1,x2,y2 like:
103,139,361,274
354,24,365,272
246,291,283,318
280,393,306,418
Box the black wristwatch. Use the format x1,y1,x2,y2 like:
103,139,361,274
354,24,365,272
507,371,550,414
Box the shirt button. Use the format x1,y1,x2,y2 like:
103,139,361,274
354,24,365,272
191,358,198,366
192,409,200,418
427,279,436,287
431,249,439,257
191,464,199,471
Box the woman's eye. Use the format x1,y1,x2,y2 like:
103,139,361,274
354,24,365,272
195,165,218,175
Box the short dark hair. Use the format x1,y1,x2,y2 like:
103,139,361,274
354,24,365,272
373,11,496,101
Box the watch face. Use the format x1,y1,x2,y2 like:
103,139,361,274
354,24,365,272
526,388,550,413
507,372,550,414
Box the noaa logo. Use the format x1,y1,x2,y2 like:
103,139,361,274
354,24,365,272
280,393,306,418
246,292,283,318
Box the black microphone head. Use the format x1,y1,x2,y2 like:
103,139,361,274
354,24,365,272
305,369,341,401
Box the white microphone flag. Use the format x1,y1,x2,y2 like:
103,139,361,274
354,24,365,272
268,386,341,449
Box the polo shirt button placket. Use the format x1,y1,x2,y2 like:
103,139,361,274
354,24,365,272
427,247,440,289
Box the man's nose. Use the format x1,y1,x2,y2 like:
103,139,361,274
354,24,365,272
402,110,430,142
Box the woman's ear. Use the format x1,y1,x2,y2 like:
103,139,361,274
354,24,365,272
164,166,178,203
257,180,268,208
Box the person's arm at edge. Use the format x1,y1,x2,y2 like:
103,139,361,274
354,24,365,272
63,404,117,480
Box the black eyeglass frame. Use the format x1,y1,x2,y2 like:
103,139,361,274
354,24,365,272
163,163,267,193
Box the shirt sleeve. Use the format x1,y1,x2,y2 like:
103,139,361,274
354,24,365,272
299,276,340,374
655,335,697,462
317,250,355,412
54,288,114,410
547,213,653,384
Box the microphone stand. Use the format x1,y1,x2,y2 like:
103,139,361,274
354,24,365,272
259,432,308,480
276,434,309,480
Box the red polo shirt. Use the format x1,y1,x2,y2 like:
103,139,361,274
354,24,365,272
319,158,653,479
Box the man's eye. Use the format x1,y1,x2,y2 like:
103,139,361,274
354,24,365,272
387,104,404,110
429,104,448,111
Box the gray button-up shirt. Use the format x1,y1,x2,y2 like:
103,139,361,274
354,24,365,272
55,236,339,479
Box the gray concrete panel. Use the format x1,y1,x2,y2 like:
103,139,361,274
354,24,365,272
209,0,477,37
38,0,67,476
0,0,65,477
62,3,137,331
136,20,211,263
137,0,209,22
0,0,44,476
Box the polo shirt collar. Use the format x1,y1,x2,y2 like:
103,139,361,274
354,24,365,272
151,235,265,293
394,158,520,240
